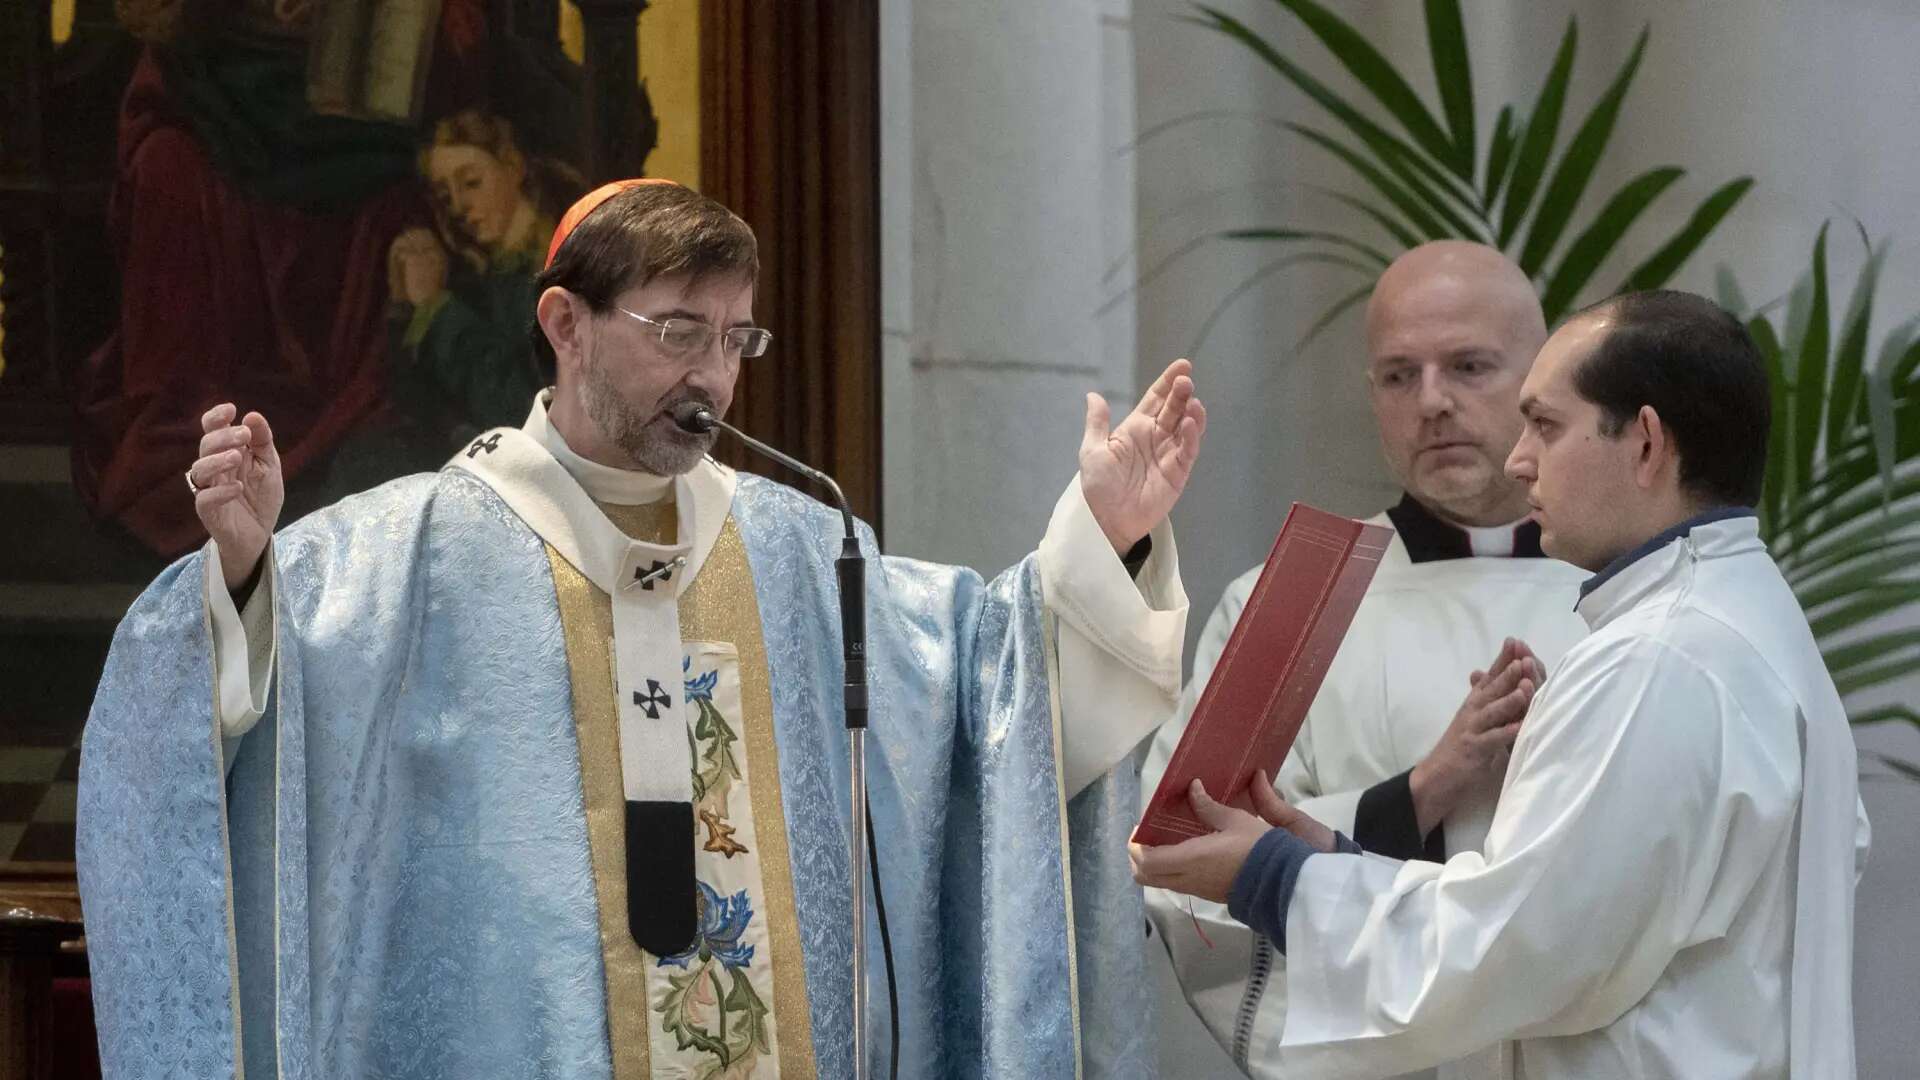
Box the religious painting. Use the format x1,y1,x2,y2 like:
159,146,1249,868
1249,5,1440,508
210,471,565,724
0,0,704,870
68,0,622,553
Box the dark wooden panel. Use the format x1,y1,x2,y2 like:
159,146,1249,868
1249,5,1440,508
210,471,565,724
574,0,659,182
700,0,881,529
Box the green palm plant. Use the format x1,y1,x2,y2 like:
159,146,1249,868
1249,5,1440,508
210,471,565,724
1736,224,1920,737
1157,0,1753,343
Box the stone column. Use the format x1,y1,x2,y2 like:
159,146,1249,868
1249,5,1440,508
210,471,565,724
880,0,1138,571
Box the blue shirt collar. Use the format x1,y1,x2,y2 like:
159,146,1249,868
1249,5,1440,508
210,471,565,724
1577,505,1758,602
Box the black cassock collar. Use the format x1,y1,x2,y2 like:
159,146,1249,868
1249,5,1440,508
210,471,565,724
1385,493,1545,564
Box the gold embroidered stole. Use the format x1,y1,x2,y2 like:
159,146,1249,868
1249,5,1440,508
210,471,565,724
548,500,817,1078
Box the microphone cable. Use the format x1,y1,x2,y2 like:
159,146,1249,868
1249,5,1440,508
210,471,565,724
867,797,900,1080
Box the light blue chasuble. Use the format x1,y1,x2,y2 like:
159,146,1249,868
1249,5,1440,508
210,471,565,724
76,427,1155,1078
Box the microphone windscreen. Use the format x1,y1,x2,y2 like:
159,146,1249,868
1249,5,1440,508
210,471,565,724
670,401,717,434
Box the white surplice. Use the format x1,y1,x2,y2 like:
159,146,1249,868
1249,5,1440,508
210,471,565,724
1143,510,1588,1079
1275,514,1870,1079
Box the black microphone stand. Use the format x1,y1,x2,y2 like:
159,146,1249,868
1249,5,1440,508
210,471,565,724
674,404,889,1080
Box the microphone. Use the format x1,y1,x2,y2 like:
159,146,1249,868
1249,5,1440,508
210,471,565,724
670,401,854,539
668,398,898,1080
670,400,718,434
669,398,862,720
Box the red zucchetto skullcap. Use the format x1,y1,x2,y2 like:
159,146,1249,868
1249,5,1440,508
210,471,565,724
544,178,683,269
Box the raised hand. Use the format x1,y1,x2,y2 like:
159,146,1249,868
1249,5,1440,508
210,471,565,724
1079,358,1207,555
190,404,285,591
1409,638,1544,834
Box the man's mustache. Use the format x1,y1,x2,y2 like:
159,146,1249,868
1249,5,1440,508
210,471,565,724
660,391,717,416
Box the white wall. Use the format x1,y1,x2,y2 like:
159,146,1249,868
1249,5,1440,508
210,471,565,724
1132,1,1920,1076
880,0,1139,574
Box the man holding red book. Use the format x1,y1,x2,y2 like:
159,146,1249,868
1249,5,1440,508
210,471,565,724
1138,290,1869,1079
1140,242,1586,1080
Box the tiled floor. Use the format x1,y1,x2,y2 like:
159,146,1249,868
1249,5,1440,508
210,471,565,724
2,442,170,869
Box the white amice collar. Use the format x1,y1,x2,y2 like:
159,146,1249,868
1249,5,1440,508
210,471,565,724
1463,521,1524,557
485,391,738,594
525,388,673,505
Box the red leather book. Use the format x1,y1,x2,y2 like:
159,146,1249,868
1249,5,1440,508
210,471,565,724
1135,503,1392,846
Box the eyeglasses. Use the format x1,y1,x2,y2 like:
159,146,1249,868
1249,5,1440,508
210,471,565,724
614,307,773,359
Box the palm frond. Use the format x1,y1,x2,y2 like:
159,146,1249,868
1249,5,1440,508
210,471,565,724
1482,105,1520,212
1424,0,1476,179
1125,109,1295,156
1754,316,1793,537
1102,226,1393,316
1309,185,1424,249
1288,123,1452,240
1791,224,1834,509
1192,9,1481,229
1789,535,1920,594
1825,245,1886,460
1751,225,1920,721
1218,227,1395,268
1174,4,1745,353
1823,628,1920,684
1862,747,1920,785
1298,281,1376,348
1517,26,1650,277
1538,166,1683,321
1808,582,1920,640
1864,315,1920,499
1617,178,1756,293
1497,18,1577,247
1266,0,1464,177
1186,250,1377,356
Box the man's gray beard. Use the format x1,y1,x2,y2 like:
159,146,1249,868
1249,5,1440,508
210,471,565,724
580,350,715,476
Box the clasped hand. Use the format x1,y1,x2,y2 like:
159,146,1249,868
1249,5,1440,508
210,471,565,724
1409,638,1543,834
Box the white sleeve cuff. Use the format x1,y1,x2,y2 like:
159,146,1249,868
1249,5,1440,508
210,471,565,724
1039,476,1189,796
204,538,276,740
